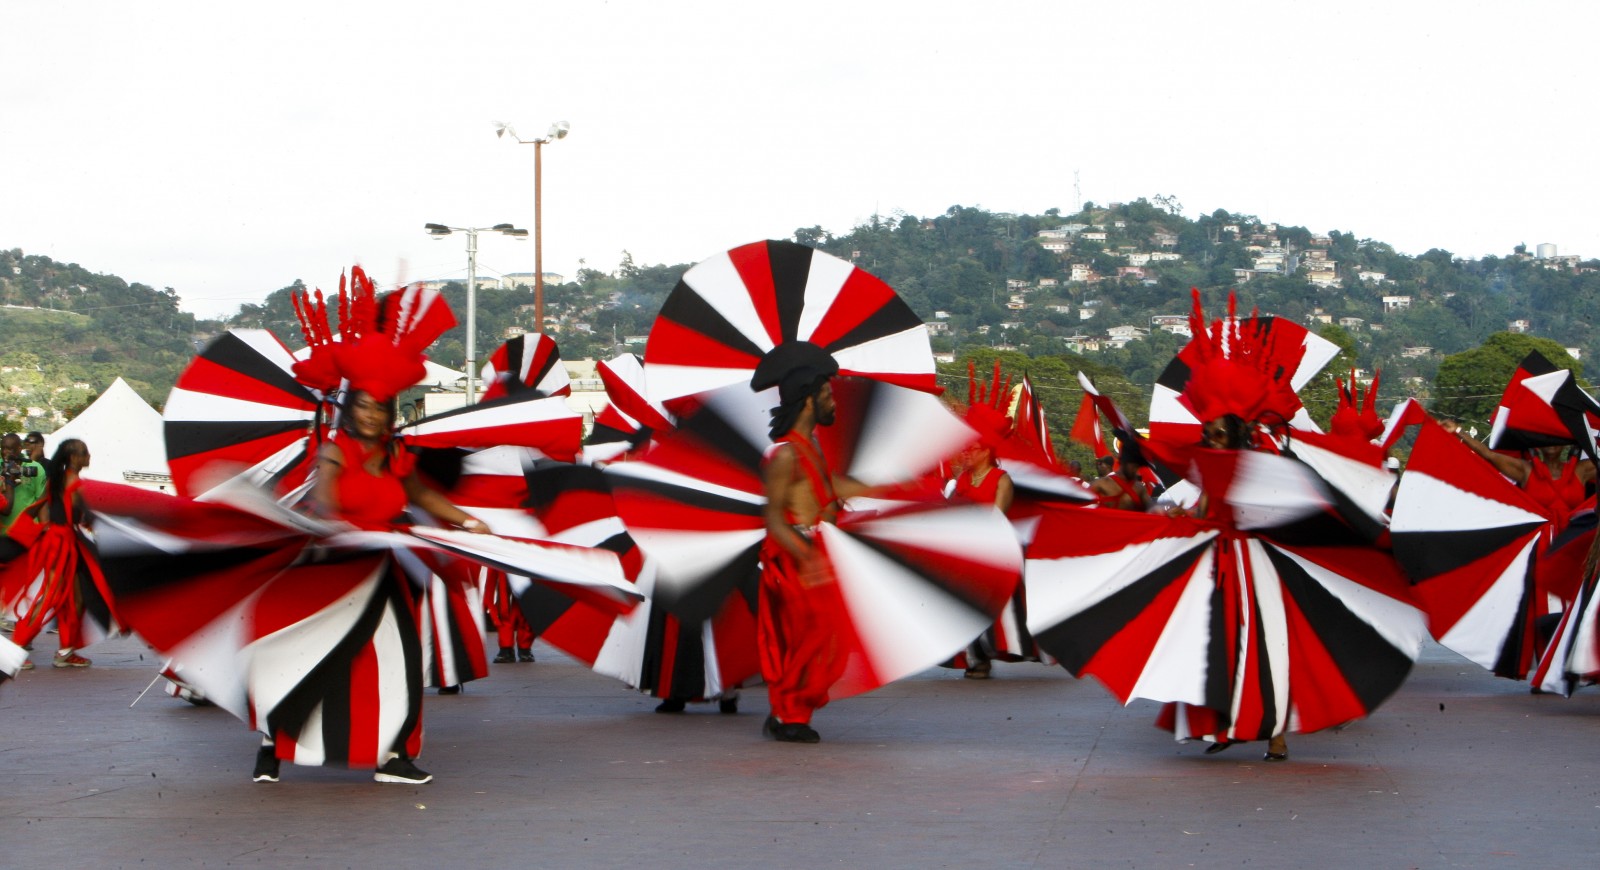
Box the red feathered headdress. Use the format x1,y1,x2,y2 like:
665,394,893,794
1178,289,1304,428
292,266,458,402
1329,368,1383,442
963,360,1014,448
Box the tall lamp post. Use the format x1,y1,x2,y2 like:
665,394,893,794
494,120,569,334
424,222,528,404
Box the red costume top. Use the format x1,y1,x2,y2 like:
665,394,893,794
953,465,1004,507
1524,455,1589,532
331,435,415,530
1095,473,1143,510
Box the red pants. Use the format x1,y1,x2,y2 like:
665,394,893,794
757,543,846,725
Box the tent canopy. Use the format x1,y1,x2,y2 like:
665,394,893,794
44,377,172,490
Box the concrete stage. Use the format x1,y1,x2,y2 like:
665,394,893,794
1,636,1595,868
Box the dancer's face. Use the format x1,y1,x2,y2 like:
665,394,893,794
350,391,393,440
812,381,836,427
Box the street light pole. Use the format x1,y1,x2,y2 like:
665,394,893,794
425,222,527,405
534,137,544,334
496,120,569,334
465,227,479,402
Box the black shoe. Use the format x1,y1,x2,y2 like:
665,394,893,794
762,715,779,738
718,697,738,715
963,662,992,680
374,757,433,784
773,722,821,744
1204,741,1233,755
655,697,687,714
1263,751,1289,762
492,647,515,664
517,648,535,663
438,684,461,695
252,746,280,783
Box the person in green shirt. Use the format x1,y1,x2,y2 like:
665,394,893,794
3,432,47,533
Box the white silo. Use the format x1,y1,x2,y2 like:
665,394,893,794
1537,243,1557,259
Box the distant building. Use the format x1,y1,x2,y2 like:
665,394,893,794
1357,270,1389,284
1401,346,1433,359
1508,319,1531,333
503,271,566,288
1338,317,1365,330
1382,296,1412,312
925,321,950,335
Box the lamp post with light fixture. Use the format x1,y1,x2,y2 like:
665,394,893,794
494,120,569,334
424,222,528,403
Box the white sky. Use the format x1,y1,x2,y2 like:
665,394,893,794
2,1,1596,319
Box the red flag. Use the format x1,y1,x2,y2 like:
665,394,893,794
1378,397,1429,452
1070,390,1109,458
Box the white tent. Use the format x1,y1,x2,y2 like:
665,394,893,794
44,377,172,491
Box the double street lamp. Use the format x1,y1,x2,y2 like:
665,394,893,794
424,222,528,403
494,120,569,334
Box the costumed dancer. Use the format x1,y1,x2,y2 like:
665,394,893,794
484,569,536,664
1088,454,1150,512
1028,291,1426,763
1391,351,1597,686
753,343,859,743
5,439,107,670
948,361,1023,679
251,276,489,783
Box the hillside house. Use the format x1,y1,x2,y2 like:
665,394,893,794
1149,251,1182,262
1382,296,1413,312
1081,231,1109,242
1117,266,1148,280
1154,232,1179,248
1126,253,1152,266
1508,319,1530,333
925,321,949,335
1357,270,1390,283
1069,264,1098,282
1339,317,1365,330
1401,346,1433,359
1232,268,1255,283
1037,278,1059,289
1566,347,1582,360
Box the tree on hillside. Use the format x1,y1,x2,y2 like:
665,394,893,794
1431,331,1581,426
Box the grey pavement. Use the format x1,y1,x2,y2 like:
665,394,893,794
1,635,1596,869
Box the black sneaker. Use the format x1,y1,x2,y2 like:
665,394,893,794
252,746,280,783
374,757,433,784
492,648,515,664
437,684,461,695
654,697,687,714
762,715,821,743
517,648,535,663
718,697,739,715
774,722,821,744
